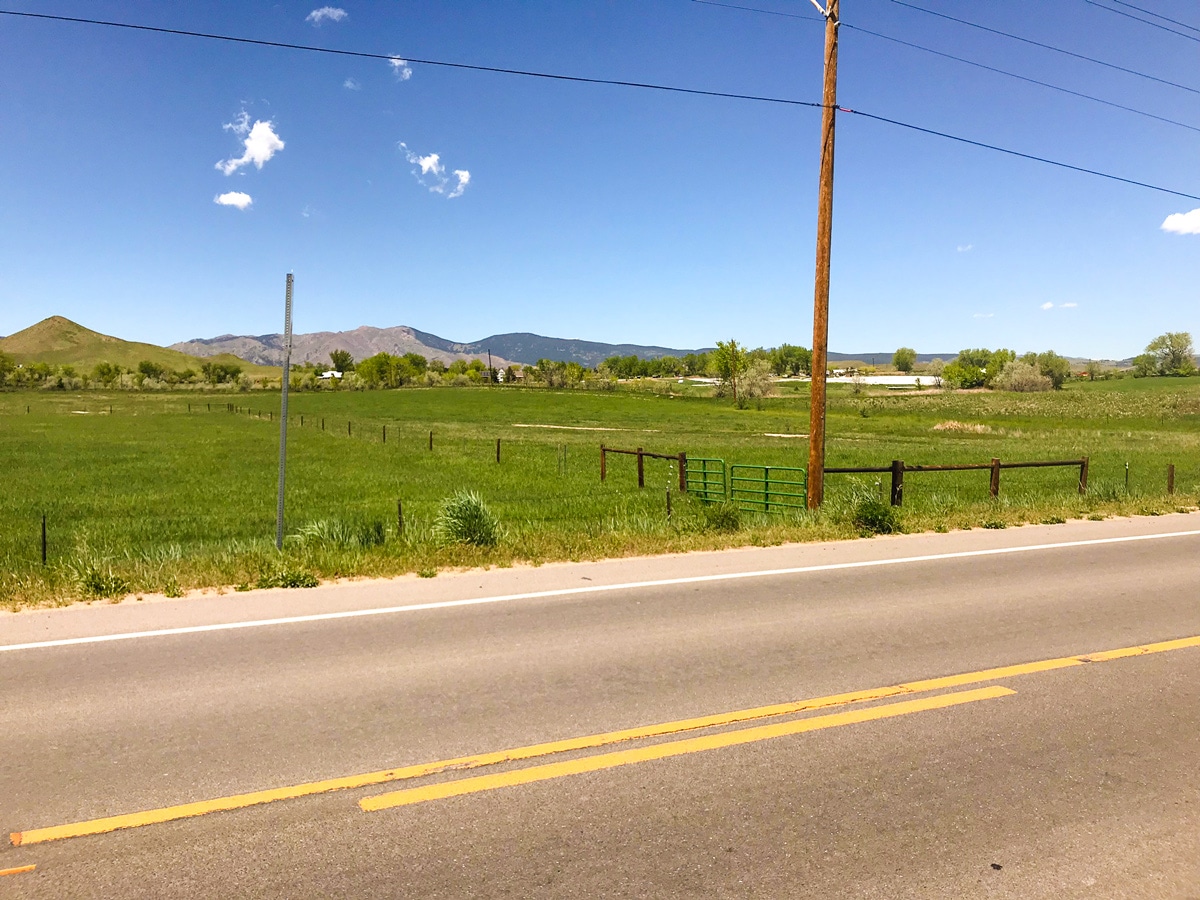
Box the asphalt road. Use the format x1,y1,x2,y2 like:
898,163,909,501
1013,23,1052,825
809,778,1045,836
2,515,1200,898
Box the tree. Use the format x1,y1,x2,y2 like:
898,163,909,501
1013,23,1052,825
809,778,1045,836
1085,360,1103,381
1145,332,1196,376
941,362,985,389
0,351,15,385
137,360,167,380
994,360,1052,392
329,349,355,373
771,344,812,377
200,361,242,384
711,339,750,403
92,361,122,387
1035,351,1071,389
741,359,776,406
892,347,917,373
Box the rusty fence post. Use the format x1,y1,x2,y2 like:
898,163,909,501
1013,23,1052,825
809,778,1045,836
678,452,687,493
1079,457,1089,494
989,458,1001,498
637,448,645,489
600,444,606,482
890,459,905,507
1168,463,1176,495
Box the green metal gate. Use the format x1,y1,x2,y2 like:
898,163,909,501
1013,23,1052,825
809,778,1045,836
684,457,726,503
730,465,807,513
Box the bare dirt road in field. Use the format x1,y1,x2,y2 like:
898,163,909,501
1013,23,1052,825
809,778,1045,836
3,515,1200,898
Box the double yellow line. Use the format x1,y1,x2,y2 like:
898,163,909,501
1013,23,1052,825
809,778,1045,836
11,635,1200,846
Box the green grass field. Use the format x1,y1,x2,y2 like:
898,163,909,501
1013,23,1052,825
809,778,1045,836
2,378,1198,610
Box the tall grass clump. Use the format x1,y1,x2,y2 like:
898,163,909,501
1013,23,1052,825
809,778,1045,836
847,493,902,536
435,490,503,547
701,501,742,533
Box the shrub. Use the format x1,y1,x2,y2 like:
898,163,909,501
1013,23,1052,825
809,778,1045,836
435,490,502,546
701,501,742,533
296,518,387,549
994,360,1052,392
850,495,901,535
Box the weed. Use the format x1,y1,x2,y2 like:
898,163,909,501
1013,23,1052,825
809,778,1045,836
1040,516,1066,525
982,520,1007,529
417,567,437,578
435,490,502,547
849,494,902,535
70,559,129,599
701,502,742,533
256,569,319,589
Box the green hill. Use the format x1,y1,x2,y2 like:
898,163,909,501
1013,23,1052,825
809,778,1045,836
0,317,276,376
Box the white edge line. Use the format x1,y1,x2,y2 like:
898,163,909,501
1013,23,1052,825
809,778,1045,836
3,529,1199,654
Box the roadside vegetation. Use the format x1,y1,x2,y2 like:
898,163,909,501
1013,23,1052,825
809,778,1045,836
2,367,1198,611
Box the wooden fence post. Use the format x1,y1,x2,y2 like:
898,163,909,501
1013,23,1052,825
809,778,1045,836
383,425,387,443
1079,457,1089,494
496,438,501,463
666,487,672,521
678,452,687,492
397,499,404,535
600,444,607,482
890,459,905,507
348,421,352,437
1168,463,1176,495
989,458,1001,498
637,448,645,489
429,430,433,451
41,514,47,566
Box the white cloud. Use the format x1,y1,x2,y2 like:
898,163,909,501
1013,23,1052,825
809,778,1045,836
306,6,347,25
956,243,973,253
973,313,994,319
216,117,285,175
214,191,253,210
343,77,361,90
1060,302,1078,308
389,56,413,80
1040,302,1054,310
223,110,251,137
399,142,471,198
1161,208,1200,235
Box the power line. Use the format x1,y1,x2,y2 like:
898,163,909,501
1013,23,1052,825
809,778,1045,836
1108,0,1200,35
1082,0,1200,42
843,23,1200,134
2,7,1197,201
0,9,822,109
887,0,1200,97
839,105,1200,201
690,0,821,21
692,0,1200,133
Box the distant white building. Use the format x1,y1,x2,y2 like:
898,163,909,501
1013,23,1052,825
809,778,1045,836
318,370,343,380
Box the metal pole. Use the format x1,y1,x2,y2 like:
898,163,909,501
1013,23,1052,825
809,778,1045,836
807,0,840,509
275,273,294,550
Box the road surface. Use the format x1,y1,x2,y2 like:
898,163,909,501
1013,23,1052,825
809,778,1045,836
2,514,1199,897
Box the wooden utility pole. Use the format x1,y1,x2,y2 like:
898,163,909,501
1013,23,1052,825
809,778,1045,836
807,0,840,509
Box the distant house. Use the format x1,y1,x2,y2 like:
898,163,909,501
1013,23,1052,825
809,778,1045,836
318,370,343,380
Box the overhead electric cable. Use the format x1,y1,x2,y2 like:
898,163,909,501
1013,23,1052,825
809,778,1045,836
1109,0,1200,34
691,0,1200,133
2,7,1197,201
844,23,1200,133
0,8,821,108
839,105,1200,201
690,0,821,21
887,0,1200,96
1082,0,1200,42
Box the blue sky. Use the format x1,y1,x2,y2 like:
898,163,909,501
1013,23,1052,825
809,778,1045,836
0,0,1196,358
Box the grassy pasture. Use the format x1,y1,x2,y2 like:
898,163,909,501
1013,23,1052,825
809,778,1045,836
2,378,1198,610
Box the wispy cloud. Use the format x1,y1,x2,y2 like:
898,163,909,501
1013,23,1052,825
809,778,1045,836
214,192,253,210
343,77,361,90
389,56,413,80
216,114,285,175
306,6,347,25
1040,302,1054,310
1060,302,1078,308
973,313,993,319
956,243,974,253
1162,208,1200,235
399,143,471,198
